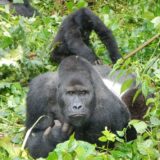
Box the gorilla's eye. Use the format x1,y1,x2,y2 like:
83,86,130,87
67,91,75,95
79,90,88,95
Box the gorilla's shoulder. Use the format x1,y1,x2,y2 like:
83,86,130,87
29,72,58,89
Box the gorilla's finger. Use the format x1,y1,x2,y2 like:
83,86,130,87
62,123,70,132
51,121,62,134
54,120,62,127
44,127,51,136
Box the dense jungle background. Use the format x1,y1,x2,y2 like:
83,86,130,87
0,0,160,159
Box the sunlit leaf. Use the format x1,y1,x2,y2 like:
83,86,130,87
133,121,148,134
151,16,160,28
120,79,134,93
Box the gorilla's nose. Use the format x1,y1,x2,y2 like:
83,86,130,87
73,105,82,110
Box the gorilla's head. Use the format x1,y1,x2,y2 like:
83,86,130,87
57,56,96,127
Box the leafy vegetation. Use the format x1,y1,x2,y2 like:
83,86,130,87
0,0,160,159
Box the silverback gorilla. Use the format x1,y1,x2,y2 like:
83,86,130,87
25,56,136,158
51,8,121,64
4,0,38,17
95,65,149,120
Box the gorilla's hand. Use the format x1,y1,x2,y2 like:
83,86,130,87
44,120,73,144
34,115,54,130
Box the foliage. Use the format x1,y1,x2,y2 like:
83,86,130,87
0,0,160,159
47,134,108,160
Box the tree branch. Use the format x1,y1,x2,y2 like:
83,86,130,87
123,33,160,61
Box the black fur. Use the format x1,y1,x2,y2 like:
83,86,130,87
25,56,133,158
51,8,121,64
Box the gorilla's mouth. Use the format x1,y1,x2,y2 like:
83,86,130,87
68,114,87,127
69,114,86,118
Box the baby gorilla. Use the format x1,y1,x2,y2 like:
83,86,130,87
51,8,121,64
25,56,134,158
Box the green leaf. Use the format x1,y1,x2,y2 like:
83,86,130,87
101,130,116,142
13,0,23,3
62,152,72,160
142,11,154,19
117,130,124,137
142,82,149,98
150,117,160,126
66,2,74,10
146,98,155,106
111,150,124,158
132,89,141,103
133,121,148,134
0,37,13,49
116,136,124,143
0,82,11,89
137,139,153,155
98,136,107,142
120,79,134,93
77,0,88,8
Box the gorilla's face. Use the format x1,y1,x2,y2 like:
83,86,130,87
58,75,95,127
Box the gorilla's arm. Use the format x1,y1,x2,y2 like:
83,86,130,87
65,27,98,63
26,120,71,158
25,123,54,158
25,72,72,158
51,8,121,64
81,8,121,63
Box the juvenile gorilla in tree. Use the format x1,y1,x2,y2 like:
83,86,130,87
25,56,135,158
51,8,121,64
5,0,38,17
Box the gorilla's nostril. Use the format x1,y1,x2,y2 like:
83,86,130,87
73,105,82,109
73,106,77,109
78,105,82,109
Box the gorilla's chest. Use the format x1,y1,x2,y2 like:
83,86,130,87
73,120,105,145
